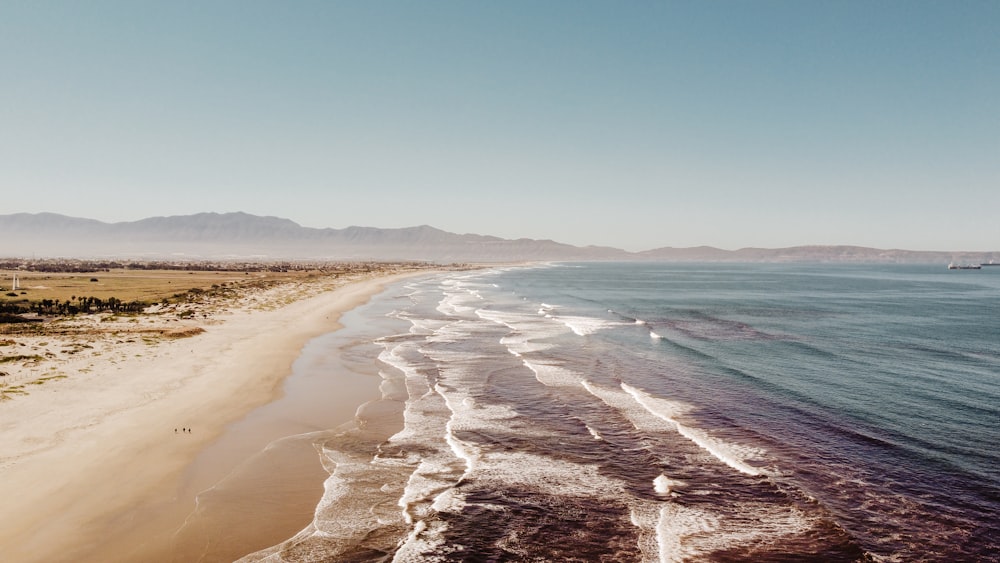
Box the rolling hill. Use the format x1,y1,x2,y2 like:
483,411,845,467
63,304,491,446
1,212,995,264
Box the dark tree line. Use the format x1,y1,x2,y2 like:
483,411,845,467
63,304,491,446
36,296,146,315
1,297,146,316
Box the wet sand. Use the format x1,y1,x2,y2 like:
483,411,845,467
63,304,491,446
0,270,431,562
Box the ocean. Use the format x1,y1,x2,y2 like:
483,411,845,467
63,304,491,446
241,263,1000,562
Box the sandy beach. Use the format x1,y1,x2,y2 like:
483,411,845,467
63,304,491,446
0,267,435,562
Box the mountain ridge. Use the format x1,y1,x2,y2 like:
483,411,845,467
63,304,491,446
1,212,996,264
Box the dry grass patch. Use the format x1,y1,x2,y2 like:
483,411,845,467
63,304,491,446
161,327,205,338
0,382,28,400
0,354,45,364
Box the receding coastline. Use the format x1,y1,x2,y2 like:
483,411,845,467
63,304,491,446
0,262,452,562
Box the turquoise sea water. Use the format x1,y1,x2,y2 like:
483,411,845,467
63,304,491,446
244,263,1000,562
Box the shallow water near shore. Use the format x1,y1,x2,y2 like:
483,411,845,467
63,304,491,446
166,294,410,562
237,262,999,562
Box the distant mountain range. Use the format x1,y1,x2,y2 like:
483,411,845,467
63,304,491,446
0,212,996,264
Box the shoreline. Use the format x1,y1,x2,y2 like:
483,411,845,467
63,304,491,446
0,268,437,562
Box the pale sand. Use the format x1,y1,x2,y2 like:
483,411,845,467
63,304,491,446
0,268,435,562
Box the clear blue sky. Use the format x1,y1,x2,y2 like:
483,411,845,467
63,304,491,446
1,1,997,251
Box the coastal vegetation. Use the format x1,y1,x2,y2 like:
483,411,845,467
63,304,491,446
0,259,431,325
0,260,445,398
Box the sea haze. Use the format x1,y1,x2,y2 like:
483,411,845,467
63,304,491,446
242,262,1000,561
1,212,998,264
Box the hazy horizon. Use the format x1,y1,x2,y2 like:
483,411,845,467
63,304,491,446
2,2,997,252
5,210,1000,260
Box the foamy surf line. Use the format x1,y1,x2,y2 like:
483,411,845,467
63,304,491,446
621,384,765,476
582,379,766,477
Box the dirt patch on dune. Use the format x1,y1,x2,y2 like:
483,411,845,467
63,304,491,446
160,327,206,338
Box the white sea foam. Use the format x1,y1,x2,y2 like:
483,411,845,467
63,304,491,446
374,322,468,533
523,360,585,388
397,459,463,525
513,301,624,337
476,308,568,355
380,362,471,534
393,444,636,561
499,334,555,355
436,293,477,316
629,502,661,563
638,499,788,563
479,450,628,500
622,383,765,476
581,380,678,435
434,277,490,316
270,444,414,557
378,344,422,381
392,519,454,562
421,338,523,470
554,315,624,336
655,503,721,562
660,501,816,563
581,380,766,476
405,316,448,336
475,308,533,330
653,474,684,495
378,370,409,402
